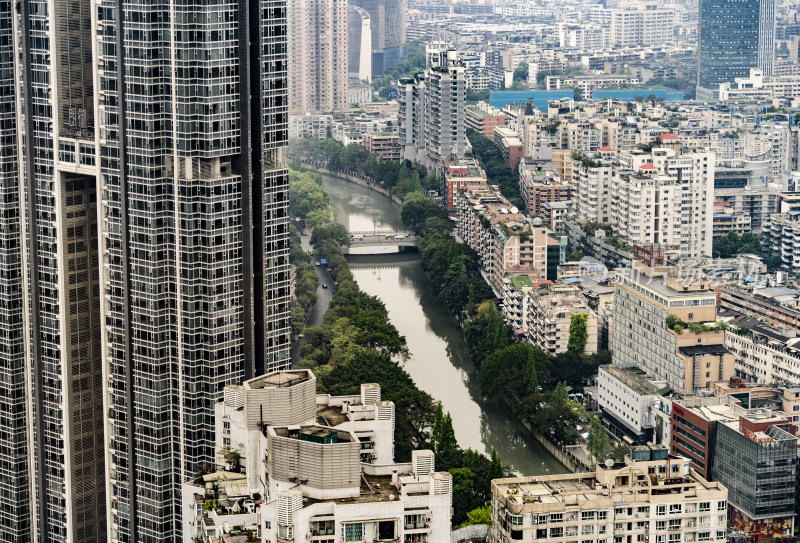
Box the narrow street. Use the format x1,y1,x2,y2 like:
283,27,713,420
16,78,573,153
290,229,335,365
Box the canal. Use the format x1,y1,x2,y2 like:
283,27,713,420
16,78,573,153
322,174,566,476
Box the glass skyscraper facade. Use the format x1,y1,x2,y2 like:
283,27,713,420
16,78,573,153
697,0,775,100
8,1,291,541
711,422,796,535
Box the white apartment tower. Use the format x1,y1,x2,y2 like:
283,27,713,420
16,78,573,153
288,0,350,112
574,146,714,260
398,48,466,166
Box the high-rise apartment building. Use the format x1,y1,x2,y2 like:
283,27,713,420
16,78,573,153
572,145,715,261
288,0,349,112
348,5,373,82
0,3,31,542
350,0,407,75
11,1,291,542
697,0,776,100
14,0,106,541
398,49,466,166
98,2,291,541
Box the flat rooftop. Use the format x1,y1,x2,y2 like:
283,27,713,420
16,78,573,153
603,365,669,396
304,473,407,505
511,276,534,290
494,459,718,508
679,345,730,357
246,369,312,389
687,402,739,422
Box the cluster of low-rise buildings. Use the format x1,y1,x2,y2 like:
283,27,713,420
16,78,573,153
183,370,453,543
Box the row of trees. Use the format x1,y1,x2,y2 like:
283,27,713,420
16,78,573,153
403,191,618,465
286,176,504,527
289,170,331,227
288,226,319,336
405,197,494,316
286,169,334,334
289,137,438,199
467,130,524,209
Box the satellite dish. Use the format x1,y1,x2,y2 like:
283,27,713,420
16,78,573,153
605,459,614,468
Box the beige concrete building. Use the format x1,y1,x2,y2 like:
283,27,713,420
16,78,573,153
455,186,563,294
526,283,599,355
612,261,735,393
712,207,752,240
288,0,349,112
491,453,728,543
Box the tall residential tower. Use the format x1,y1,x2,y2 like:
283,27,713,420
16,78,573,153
350,0,407,75
288,0,350,112
11,1,291,541
15,0,106,540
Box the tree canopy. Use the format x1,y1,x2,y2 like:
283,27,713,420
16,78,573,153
467,130,524,209
712,230,762,259
513,61,529,82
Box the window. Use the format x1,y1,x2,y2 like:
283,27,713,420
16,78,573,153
657,521,666,531
717,531,726,540
511,516,523,526
717,501,726,511
278,526,292,539
582,512,595,521
550,513,564,523
794,405,799,412
656,536,666,543
550,527,563,538
582,525,594,535
669,534,681,543
669,520,681,530
670,504,682,514
597,511,607,520
656,505,666,516
378,521,395,540
344,523,363,542
699,502,710,512
698,532,710,542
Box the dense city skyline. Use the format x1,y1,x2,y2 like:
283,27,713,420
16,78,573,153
5,0,800,542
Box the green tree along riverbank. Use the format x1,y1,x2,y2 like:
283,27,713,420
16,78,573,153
290,137,438,200
405,200,616,460
288,172,508,527
290,135,621,465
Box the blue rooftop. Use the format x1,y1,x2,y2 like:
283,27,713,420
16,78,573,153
591,88,684,101
489,89,576,110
